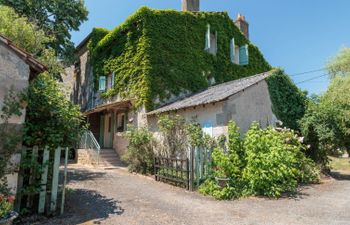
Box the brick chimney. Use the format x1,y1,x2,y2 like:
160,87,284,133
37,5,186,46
182,0,200,12
235,13,249,40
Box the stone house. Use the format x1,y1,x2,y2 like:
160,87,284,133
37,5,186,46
0,34,47,193
64,0,276,157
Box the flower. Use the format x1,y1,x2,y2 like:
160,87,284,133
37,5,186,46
7,196,15,204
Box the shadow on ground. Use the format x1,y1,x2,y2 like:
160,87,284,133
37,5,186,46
66,168,107,184
24,189,124,225
330,170,350,180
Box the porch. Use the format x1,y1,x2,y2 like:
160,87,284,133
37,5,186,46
84,100,132,157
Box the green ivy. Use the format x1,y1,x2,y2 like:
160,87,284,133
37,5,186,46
266,68,307,130
88,7,271,110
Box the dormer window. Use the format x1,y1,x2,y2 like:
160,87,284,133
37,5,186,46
205,24,217,55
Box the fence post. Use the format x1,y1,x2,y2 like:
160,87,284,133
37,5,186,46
189,147,194,191
27,146,38,209
38,146,50,214
14,147,27,212
195,146,199,187
61,147,69,215
50,147,61,213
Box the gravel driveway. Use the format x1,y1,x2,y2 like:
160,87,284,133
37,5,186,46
33,165,350,225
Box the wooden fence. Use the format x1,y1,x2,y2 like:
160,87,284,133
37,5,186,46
154,146,213,191
15,146,69,215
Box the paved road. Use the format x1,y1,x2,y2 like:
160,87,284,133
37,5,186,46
35,165,350,225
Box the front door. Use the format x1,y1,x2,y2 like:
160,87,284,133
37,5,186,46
103,113,113,148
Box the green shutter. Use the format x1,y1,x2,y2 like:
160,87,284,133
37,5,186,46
99,76,106,91
230,38,235,63
239,45,249,65
111,72,115,87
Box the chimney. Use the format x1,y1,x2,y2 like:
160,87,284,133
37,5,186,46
182,0,200,12
235,13,249,39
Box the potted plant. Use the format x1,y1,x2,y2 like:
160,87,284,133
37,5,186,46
214,168,230,188
0,194,17,225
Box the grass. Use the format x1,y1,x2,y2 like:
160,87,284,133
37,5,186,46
329,156,350,171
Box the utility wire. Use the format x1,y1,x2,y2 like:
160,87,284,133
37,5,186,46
295,73,329,84
289,68,326,77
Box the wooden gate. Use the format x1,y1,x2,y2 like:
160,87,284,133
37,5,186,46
154,146,213,191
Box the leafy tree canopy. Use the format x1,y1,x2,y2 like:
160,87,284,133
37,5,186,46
0,0,88,63
327,47,350,78
0,6,63,75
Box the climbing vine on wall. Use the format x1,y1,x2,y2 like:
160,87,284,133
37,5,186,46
88,7,271,110
266,68,307,130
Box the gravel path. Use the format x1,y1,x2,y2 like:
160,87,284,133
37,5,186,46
35,165,350,225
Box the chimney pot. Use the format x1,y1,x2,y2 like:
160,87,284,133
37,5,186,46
182,0,200,12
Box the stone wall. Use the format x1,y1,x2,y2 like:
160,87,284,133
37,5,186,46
113,133,129,157
0,42,31,194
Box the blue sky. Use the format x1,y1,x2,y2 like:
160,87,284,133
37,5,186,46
71,0,350,95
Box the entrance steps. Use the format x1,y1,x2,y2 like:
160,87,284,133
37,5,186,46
98,149,127,169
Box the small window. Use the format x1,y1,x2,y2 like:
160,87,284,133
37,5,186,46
205,24,217,55
108,116,112,132
99,76,106,91
116,113,126,132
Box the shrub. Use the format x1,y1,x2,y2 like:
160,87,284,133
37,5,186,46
199,121,319,200
158,115,188,157
0,194,15,219
122,126,155,174
242,123,319,198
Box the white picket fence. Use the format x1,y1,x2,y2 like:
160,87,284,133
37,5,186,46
15,146,69,215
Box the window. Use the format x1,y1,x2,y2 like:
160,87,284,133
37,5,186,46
116,113,126,132
230,39,249,65
205,24,217,55
99,76,106,91
108,116,112,132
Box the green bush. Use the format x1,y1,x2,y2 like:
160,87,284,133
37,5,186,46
122,126,155,174
199,121,319,200
243,123,319,198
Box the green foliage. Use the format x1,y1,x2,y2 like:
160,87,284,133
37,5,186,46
88,7,271,109
122,126,155,174
300,76,350,168
327,47,350,78
157,115,188,157
24,73,86,148
243,123,319,198
200,121,319,200
0,89,23,196
0,194,14,219
266,68,307,130
0,6,64,75
0,0,89,62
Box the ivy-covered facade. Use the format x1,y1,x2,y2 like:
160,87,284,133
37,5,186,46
64,6,276,156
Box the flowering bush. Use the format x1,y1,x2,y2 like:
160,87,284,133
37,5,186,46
199,121,320,200
0,194,15,219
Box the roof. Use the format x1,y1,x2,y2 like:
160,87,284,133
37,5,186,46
147,72,270,115
84,100,132,115
0,34,47,74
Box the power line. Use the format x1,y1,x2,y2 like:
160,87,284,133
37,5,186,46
289,68,326,77
295,73,329,84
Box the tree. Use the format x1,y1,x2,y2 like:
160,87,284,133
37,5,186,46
300,48,350,168
0,0,88,62
24,73,86,148
327,47,350,78
0,6,63,75
266,68,307,130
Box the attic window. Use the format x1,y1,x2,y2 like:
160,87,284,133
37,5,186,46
205,24,217,55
